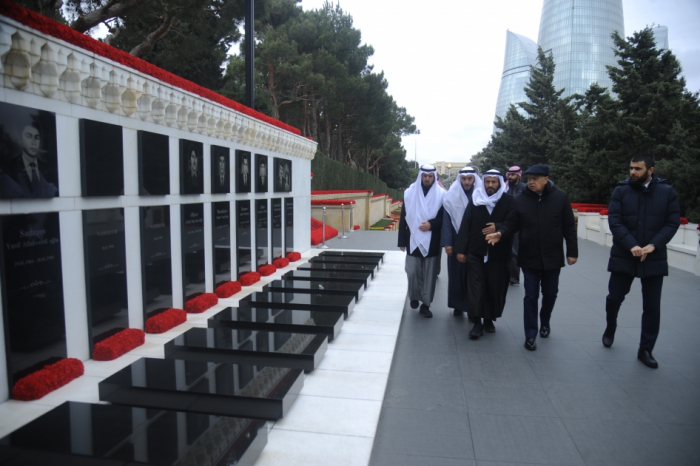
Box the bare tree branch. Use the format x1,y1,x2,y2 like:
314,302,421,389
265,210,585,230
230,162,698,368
129,1,179,57
70,0,143,33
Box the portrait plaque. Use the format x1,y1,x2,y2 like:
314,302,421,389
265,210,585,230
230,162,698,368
235,200,251,277
272,198,282,259
181,203,205,302
284,197,294,254
211,145,230,194
212,201,231,286
0,101,59,199
140,206,172,321
235,150,251,193
82,209,128,354
273,158,292,193
255,154,268,193
80,119,124,197
179,139,204,195
138,130,169,195
255,199,269,269
0,212,65,393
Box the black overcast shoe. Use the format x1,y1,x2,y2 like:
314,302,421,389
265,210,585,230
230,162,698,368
483,319,495,333
602,327,615,348
524,338,537,351
469,321,484,339
540,325,550,338
637,350,658,369
410,300,419,309
419,304,433,318
453,309,463,317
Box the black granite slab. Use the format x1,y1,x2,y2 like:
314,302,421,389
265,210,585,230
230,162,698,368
99,357,303,421
181,203,205,302
284,198,294,255
265,278,364,302
140,206,172,321
212,201,231,286
179,140,204,195
283,269,372,289
271,198,282,259
209,306,344,342
236,200,252,277
80,119,123,197
211,145,230,194
255,199,268,269
0,401,266,466
309,255,381,271
296,262,376,278
164,327,327,372
239,290,355,317
138,130,169,195
320,251,385,263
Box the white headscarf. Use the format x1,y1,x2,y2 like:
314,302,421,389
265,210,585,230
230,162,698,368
471,169,506,214
404,164,446,256
443,167,482,232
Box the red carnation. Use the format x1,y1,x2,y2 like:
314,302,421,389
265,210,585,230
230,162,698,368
680,217,688,225
240,272,261,286
600,209,609,215
93,329,145,361
287,252,302,262
145,308,186,334
185,293,218,314
258,264,277,276
216,281,242,298
12,358,84,401
273,257,290,269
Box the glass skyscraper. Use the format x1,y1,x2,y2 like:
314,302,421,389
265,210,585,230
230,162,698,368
493,31,539,125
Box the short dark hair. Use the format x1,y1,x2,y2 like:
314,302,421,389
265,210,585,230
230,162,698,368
630,153,655,169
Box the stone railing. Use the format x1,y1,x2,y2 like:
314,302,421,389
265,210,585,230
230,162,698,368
0,14,316,160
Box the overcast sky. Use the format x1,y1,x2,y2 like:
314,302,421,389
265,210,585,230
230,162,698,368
300,0,700,167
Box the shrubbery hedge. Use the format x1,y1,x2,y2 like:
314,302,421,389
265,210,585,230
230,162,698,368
311,152,404,201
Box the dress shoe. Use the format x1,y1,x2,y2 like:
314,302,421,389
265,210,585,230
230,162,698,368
637,350,658,369
510,280,520,286
602,328,615,348
483,319,496,333
419,304,433,318
539,325,550,338
453,309,463,317
410,300,419,309
468,316,476,323
469,321,484,339
524,338,537,351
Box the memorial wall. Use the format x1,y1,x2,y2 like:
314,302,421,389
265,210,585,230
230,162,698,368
0,11,315,402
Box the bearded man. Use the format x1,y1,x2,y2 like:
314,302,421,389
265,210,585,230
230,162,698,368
442,167,482,317
505,165,525,285
398,165,445,318
603,154,680,369
455,169,517,338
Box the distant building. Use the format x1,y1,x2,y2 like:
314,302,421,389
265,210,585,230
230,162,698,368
433,161,468,176
493,31,538,126
651,25,669,50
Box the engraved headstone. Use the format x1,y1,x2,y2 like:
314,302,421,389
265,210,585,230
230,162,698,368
211,145,230,194
180,139,204,194
137,130,169,195
272,198,282,259
273,158,292,192
140,206,172,321
255,199,268,269
212,201,231,286
236,150,251,193
284,197,294,254
236,200,252,277
182,203,205,302
255,154,268,193
80,119,123,196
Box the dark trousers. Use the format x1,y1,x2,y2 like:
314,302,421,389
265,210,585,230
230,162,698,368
509,255,520,283
523,268,561,339
605,272,663,352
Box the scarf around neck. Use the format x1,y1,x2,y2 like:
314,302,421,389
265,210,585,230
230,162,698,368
404,166,445,255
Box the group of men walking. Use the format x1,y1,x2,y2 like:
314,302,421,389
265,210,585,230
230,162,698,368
398,155,680,368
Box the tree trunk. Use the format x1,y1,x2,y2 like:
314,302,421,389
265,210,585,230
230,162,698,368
71,0,143,33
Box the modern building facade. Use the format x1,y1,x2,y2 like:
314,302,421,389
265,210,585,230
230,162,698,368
493,31,539,124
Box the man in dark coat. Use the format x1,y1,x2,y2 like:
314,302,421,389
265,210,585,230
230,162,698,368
398,165,445,318
505,165,526,285
603,154,680,369
442,167,481,317
455,169,517,338
514,164,578,351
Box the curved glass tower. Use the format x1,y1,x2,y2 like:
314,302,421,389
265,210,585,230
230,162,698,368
493,31,539,124
538,0,624,98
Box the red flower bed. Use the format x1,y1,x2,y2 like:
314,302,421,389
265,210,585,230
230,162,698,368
311,199,356,206
310,218,339,245
312,190,373,195
145,308,186,334
258,264,277,276
287,252,302,262
216,281,242,298
185,293,218,314
273,257,290,268
571,203,608,209
240,271,261,286
577,207,608,213
600,209,609,215
353,225,361,230
12,358,84,401
0,2,301,136
93,329,145,361
680,217,688,225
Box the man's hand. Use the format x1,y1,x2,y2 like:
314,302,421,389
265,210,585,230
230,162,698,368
457,254,466,263
485,232,501,246
445,246,453,256
482,222,496,235
419,221,431,232
640,244,655,262
400,247,405,252
567,257,577,265
630,245,643,257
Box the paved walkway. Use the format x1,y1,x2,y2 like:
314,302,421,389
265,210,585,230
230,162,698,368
365,237,700,466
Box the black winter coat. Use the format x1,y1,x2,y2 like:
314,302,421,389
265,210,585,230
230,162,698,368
454,193,517,261
398,206,444,257
607,174,680,278
515,181,578,270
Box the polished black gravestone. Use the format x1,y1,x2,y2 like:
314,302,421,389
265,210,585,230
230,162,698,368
239,290,355,317
273,157,292,193
211,145,230,194
0,212,65,392
82,208,128,356
255,199,268,269
265,277,364,302
180,140,203,194
209,306,344,343
140,206,172,321
236,200,252,277
320,250,385,263
164,327,327,372
212,201,231,286
271,198,282,259
80,119,123,196
99,357,303,421
235,150,251,193
283,269,372,289
138,130,169,195
0,401,266,466
296,261,376,278
181,203,205,302
255,154,268,193
284,197,294,255
310,255,381,271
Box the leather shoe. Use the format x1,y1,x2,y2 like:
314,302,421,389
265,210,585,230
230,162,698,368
637,350,658,369
467,316,476,323
483,319,496,333
602,328,615,348
539,325,550,338
469,321,484,339
524,338,537,351
419,304,433,318
410,300,419,309
453,309,463,317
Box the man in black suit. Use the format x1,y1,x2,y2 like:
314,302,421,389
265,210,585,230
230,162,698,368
1,120,57,198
